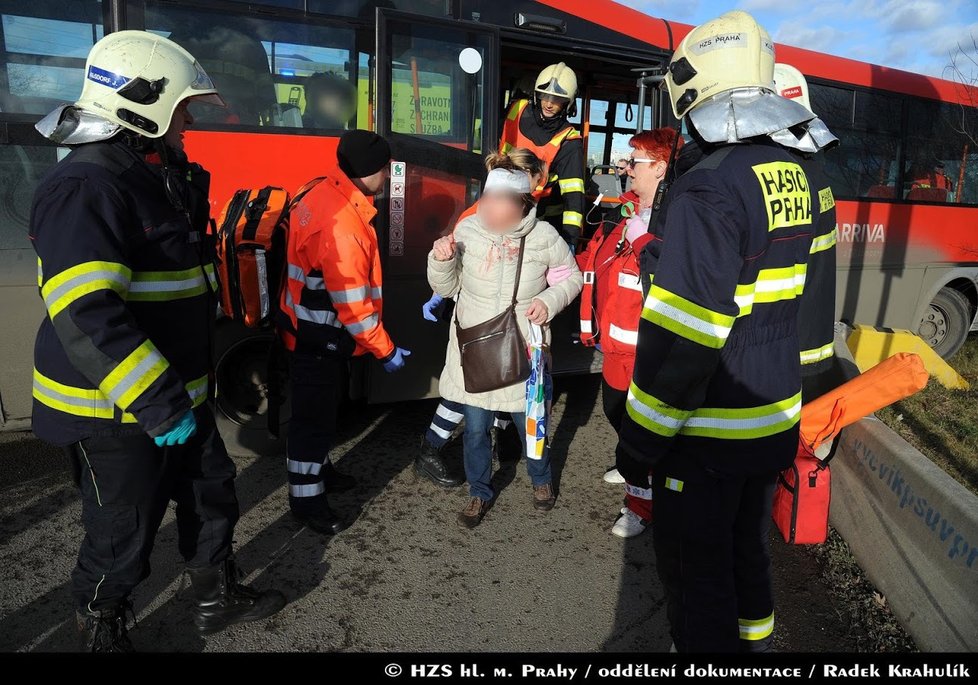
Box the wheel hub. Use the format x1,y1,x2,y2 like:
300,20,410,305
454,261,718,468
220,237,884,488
918,304,949,348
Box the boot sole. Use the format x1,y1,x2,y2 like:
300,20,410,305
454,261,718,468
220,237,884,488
292,512,350,535
414,462,464,488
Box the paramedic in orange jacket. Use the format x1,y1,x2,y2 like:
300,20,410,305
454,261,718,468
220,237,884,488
573,129,683,539
277,130,410,534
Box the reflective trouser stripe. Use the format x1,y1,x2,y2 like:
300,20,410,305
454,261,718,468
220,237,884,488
664,477,684,493
563,211,584,228
800,342,835,365
127,265,216,301
739,613,775,641
41,261,131,319
287,459,323,476
98,341,169,410
644,284,735,349
289,482,325,498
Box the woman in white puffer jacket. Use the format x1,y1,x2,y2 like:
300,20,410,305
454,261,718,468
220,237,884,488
427,152,583,529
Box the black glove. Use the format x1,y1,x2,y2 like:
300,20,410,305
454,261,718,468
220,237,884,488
615,443,651,486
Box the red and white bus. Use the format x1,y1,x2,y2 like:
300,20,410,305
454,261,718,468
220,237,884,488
1,0,976,453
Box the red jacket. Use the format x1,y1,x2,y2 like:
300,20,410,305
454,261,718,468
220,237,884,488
577,192,652,390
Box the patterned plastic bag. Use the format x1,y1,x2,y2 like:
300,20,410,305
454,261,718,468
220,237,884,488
524,323,553,460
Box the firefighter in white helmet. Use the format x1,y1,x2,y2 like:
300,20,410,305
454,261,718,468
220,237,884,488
32,31,285,651
615,11,837,652
774,63,840,396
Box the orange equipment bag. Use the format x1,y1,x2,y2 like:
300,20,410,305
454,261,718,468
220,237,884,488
773,352,930,544
215,179,323,328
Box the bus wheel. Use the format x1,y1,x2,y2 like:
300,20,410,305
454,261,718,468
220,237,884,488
918,287,971,360
213,322,289,457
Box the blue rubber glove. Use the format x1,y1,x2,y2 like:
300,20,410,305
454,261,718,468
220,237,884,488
383,347,412,373
422,293,444,322
153,410,198,447
595,343,603,353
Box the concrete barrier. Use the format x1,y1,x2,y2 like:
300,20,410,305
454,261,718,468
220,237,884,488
828,329,978,651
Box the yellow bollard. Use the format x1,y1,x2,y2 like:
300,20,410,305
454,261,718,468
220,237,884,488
846,324,969,390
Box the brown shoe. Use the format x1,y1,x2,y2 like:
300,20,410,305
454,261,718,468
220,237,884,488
457,497,490,529
533,483,556,511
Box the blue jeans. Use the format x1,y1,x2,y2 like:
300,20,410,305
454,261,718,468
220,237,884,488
462,405,551,501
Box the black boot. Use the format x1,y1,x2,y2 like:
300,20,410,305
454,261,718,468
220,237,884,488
187,557,287,635
322,462,357,493
76,603,135,653
290,495,349,535
415,439,463,487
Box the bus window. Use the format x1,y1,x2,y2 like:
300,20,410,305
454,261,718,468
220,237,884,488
614,102,653,131
812,83,903,200
140,1,358,132
905,98,978,205
307,1,451,18
0,1,103,115
586,131,606,170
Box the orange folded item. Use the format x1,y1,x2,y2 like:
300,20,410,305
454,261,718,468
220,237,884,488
799,352,929,455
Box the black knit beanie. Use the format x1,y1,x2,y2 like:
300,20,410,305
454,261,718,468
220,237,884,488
337,129,391,179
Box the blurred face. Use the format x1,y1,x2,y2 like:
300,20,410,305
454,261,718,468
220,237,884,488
164,99,194,151
315,92,350,123
537,94,568,119
479,190,525,233
627,148,667,202
353,166,390,196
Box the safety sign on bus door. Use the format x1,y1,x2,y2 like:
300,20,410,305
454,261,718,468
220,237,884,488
389,161,406,257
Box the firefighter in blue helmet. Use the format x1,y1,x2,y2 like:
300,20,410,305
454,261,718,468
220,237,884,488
31,31,285,652
615,11,837,652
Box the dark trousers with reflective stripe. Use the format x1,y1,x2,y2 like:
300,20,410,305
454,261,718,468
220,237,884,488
424,399,511,450
651,448,777,653
286,351,344,504
67,407,239,612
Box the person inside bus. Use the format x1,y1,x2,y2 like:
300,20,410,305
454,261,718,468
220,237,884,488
303,72,357,130
567,128,684,539
278,129,411,536
909,160,953,201
416,148,552,488
500,63,586,249
427,153,583,528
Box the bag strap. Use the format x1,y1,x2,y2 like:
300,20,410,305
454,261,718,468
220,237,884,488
510,236,527,307
290,176,327,209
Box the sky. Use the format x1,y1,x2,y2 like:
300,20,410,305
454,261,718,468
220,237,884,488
617,0,978,82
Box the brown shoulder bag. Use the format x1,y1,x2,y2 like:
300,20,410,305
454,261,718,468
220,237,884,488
455,236,531,394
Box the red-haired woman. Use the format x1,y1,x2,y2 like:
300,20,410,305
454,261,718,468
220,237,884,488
576,128,683,537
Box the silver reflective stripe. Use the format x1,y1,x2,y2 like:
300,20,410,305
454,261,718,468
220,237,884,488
328,285,369,304
186,376,209,405
286,289,342,328
608,323,638,346
345,313,379,335
371,286,383,299
128,274,206,293
286,459,323,476
429,423,453,440
625,483,653,500
287,263,325,290
44,269,130,310
289,482,325,498
32,379,113,412
104,348,165,408
435,403,464,423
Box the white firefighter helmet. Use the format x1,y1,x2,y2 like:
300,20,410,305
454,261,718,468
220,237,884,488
664,10,776,119
73,30,224,139
773,63,813,113
534,62,578,103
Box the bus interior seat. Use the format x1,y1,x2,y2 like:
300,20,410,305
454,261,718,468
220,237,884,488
590,165,623,207
866,184,897,199
906,187,950,202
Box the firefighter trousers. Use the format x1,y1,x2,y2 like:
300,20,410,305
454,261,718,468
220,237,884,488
286,351,345,503
650,449,777,653
67,407,239,612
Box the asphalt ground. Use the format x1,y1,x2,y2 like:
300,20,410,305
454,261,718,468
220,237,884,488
0,375,858,652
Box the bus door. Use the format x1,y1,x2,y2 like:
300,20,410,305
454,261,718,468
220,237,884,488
369,9,499,403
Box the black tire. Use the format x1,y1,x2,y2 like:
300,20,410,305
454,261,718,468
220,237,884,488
212,322,288,457
917,287,972,360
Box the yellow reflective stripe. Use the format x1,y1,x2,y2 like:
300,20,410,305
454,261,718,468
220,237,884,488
99,340,169,411
128,266,213,302
681,392,802,440
121,374,208,423
563,211,584,228
739,613,775,641
664,477,684,493
41,261,132,319
558,178,585,194
37,259,43,288
801,342,835,365
644,284,735,349
32,368,115,419
625,382,693,438
810,227,837,254
735,263,808,316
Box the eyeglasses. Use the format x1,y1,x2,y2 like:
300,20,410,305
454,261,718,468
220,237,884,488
627,157,658,169
615,165,627,171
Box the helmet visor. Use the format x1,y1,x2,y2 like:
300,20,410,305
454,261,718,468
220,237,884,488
188,61,226,107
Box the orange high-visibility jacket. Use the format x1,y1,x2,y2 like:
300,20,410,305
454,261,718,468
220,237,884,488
278,171,395,360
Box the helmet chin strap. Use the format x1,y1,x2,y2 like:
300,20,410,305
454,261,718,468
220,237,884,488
152,137,191,219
